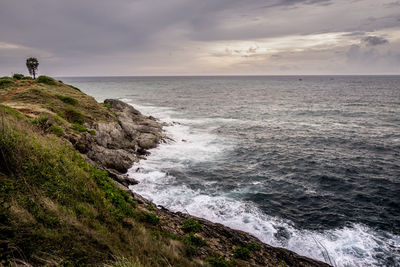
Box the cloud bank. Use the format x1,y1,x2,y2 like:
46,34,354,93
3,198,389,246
0,0,399,75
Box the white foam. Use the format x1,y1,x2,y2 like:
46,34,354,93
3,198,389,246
127,101,400,267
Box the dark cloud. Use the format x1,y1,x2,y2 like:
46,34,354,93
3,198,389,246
362,36,389,46
0,0,399,75
384,1,400,7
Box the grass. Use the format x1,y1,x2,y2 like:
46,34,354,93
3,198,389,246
0,106,198,267
31,116,48,127
182,233,206,256
206,256,234,267
183,218,202,233
248,241,261,251
73,123,88,132
0,76,111,125
49,125,64,137
233,246,250,260
36,75,58,85
0,77,14,89
103,103,113,109
12,74,24,80
138,211,160,225
56,95,78,106
64,108,84,124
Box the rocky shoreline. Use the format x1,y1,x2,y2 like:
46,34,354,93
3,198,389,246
80,99,330,267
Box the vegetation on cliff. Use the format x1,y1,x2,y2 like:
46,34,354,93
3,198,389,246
0,77,196,266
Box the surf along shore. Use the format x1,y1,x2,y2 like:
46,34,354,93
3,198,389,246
0,74,329,266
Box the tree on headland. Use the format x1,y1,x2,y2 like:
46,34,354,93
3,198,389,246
26,57,39,79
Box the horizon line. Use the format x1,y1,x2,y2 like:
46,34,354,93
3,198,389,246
55,74,400,78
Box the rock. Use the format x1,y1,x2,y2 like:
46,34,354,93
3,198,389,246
138,133,159,149
72,99,164,174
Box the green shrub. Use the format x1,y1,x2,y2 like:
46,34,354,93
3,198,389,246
139,211,159,225
183,233,205,247
12,74,24,80
56,95,78,106
73,123,88,133
182,219,202,233
22,76,33,80
64,108,84,124
182,233,205,256
150,230,179,241
206,256,233,267
248,241,261,251
88,130,96,136
49,125,64,137
233,246,250,260
54,116,64,125
31,116,48,127
103,103,113,109
36,75,58,85
90,168,137,220
0,77,14,89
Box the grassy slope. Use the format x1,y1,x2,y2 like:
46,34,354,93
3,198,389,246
0,75,115,139
0,76,198,266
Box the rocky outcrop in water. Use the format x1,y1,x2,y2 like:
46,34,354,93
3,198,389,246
68,99,163,174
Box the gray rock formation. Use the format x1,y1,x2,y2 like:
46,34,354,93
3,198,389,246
69,99,163,174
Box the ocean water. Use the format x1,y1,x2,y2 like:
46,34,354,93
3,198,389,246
62,76,400,267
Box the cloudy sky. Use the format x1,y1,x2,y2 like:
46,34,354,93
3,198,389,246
1,0,399,76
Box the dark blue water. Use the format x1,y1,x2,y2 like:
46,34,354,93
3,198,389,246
62,76,400,266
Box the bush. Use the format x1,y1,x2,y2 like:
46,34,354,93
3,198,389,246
182,219,202,233
206,256,233,267
57,95,78,106
12,74,24,80
88,129,96,136
31,116,48,127
36,75,58,85
73,123,88,133
183,233,205,247
248,241,261,251
0,77,14,89
182,233,205,256
150,230,179,240
64,108,84,124
49,125,64,137
233,246,250,260
139,211,159,225
90,168,137,221
103,103,113,109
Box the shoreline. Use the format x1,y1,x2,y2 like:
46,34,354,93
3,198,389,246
105,99,330,266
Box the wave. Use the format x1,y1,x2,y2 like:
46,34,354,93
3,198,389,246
126,101,400,267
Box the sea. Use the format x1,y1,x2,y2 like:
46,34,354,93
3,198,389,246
62,76,400,267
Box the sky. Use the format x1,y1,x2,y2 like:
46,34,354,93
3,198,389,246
1,0,399,76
